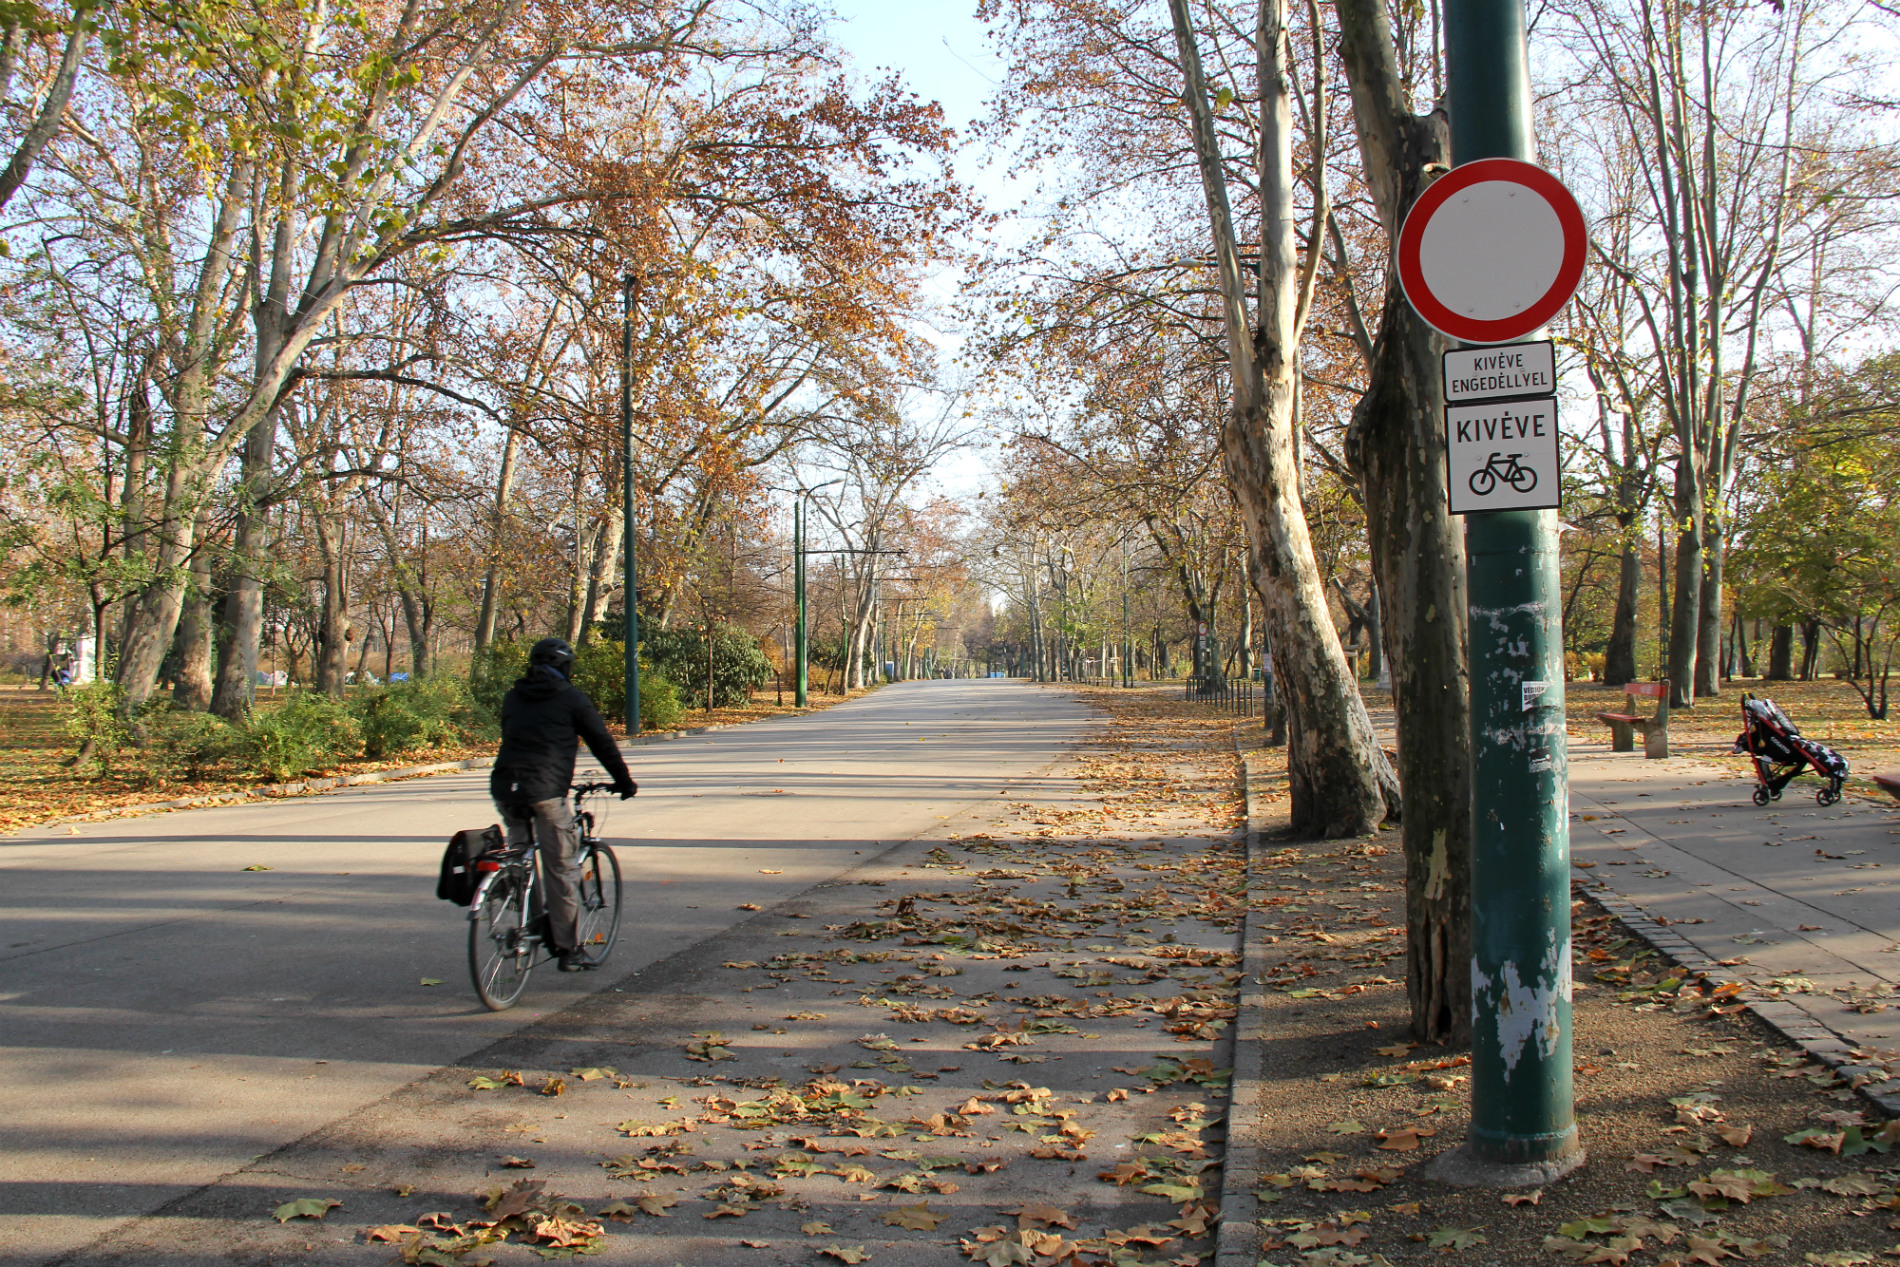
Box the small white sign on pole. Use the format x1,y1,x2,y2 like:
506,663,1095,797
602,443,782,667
1444,340,1555,404
1446,397,1561,514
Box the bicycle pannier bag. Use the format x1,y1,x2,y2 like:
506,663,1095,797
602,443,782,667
437,825,503,905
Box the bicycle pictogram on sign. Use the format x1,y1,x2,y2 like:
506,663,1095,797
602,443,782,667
1468,452,1538,497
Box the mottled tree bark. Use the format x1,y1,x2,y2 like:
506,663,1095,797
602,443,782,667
1169,0,1388,838
1603,533,1642,687
314,518,351,697
1334,0,1473,1044
172,513,217,710
1696,526,1724,694
1767,625,1794,680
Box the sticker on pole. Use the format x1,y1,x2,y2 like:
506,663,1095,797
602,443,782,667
1447,396,1560,514
1398,159,1586,345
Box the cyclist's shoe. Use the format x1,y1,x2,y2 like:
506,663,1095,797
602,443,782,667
557,951,590,972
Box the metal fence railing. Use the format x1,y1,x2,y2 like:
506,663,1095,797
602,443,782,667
1183,675,1258,716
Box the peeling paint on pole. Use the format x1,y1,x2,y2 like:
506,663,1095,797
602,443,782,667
1472,936,1572,1075
1463,511,1580,1170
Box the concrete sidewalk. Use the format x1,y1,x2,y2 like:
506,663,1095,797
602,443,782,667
1568,735,1900,1066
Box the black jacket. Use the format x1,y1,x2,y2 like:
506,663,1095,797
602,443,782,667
489,664,634,804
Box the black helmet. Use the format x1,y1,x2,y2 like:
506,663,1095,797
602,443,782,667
529,637,576,674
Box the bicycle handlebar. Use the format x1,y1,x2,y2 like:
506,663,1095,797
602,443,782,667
572,780,635,798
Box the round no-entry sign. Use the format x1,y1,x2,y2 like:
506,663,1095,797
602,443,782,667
1397,158,1586,345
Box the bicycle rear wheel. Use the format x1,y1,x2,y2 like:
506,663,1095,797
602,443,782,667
469,873,535,1011
575,843,622,967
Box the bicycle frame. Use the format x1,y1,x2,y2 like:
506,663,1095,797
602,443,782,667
467,783,612,942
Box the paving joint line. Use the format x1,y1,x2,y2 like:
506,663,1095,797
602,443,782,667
1215,724,1267,1267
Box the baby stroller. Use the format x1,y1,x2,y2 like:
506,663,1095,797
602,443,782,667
1733,694,1848,807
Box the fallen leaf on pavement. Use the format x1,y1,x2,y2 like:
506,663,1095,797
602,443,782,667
1003,1203,1077,1229
1377,1127,1436,1151
884,1202,945,1230
1427,1226,1487,1250
272,1197,342,1222
361,1224,419,1242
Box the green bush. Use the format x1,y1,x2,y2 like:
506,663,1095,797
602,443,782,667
239,691,361,781
468,640,529,721
61,681,132,773
572,638,684,731
148,709,241,781
643,624,771,709
353,676,482,758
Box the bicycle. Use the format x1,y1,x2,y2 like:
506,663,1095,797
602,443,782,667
1468,451,1538,497
467,782,624,1011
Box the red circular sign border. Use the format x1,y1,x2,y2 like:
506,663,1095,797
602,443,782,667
1397,158,1586,345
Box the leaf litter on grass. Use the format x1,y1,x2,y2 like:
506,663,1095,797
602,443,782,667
1239,732,1900,1267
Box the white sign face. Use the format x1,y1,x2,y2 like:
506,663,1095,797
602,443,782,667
1397,159,1588,345
1417,184,1567,323
1444,341,1555,404
1447,397,1560,514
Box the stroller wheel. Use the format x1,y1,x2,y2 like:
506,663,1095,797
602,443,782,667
1752,786,1771,806
1818,787,1841,807
1771,788,1782,801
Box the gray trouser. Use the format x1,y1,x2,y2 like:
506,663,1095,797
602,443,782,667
495,796,580,954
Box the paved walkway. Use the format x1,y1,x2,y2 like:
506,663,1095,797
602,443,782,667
0,681,1093,1267
1569,734,1900,1057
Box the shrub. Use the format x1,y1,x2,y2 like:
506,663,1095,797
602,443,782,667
643,624,771,709
148,709,241,781
353,676,482,758
572,638,683,731
239,691,361,781
61,681,132,773
468,640,528,721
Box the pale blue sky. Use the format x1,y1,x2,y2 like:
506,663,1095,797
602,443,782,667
822,1,1006,137
819,3,1017,501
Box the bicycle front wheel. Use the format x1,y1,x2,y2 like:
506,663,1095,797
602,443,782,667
575,843,622,967
469,873,535,1011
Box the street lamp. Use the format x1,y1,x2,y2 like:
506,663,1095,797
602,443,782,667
793,478,844,707
620,274,641,737
1121,534,1132,688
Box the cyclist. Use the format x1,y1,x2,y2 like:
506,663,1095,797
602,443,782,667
490,637,636,971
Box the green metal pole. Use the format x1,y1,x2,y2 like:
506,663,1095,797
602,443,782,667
795,499,808,707
621,274,641,738
1122,536,1132,688
1444,0,1579,1177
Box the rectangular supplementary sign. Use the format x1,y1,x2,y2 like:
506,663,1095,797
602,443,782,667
1443,340,1555,404
1447,395,1560,515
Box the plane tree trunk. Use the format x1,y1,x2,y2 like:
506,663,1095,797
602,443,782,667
1168,0,1388,839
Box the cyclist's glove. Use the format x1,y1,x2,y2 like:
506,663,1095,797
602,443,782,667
615,780,638,800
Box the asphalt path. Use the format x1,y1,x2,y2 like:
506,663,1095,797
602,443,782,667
0,679,1092,1266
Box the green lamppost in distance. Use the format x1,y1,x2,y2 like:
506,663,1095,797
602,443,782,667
620,273,640,737
794,478,843,707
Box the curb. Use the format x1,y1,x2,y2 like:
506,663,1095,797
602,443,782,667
1215,733,1269,1267
1579,879,1900,1118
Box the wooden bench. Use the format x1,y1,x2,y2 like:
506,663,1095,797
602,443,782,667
1874,773,1900,802
1596,680,1670,758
